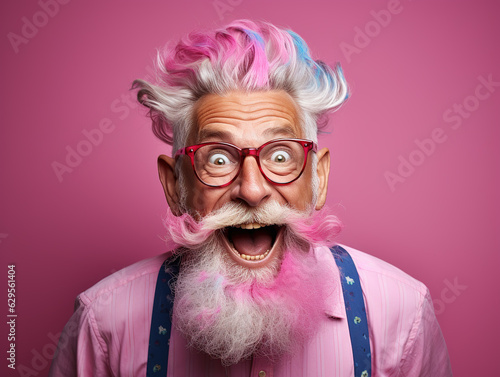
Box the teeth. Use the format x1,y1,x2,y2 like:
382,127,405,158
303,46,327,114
239,250,270,261
236,223,266,230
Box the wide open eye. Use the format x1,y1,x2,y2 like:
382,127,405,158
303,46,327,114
200,146,239,179
260,140,305,182
193,143,240,186
270,150,291,163
209,153,231,166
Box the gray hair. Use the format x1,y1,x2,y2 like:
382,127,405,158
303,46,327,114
132,19,349,155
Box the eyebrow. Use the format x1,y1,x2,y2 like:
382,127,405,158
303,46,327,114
262,125,298,138
197,128,232,143
197,125,299,144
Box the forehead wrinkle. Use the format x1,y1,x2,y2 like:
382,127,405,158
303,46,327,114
197,123,297,144
196,90,299,121
196,105,297,126
193,91,303,143
196,108,298,135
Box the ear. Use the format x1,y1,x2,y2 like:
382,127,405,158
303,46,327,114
157,154,181,216
315,147,331,210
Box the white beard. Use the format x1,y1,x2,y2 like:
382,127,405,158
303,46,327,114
164,201,342,365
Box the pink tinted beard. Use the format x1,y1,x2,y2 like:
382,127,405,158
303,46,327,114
163,202,341,317
287,207,342,247
226,250,327,323
234,250,331,354
162,209,215,250
196,306,222,330
198,271,208,282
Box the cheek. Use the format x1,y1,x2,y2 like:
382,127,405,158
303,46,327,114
184,179,210,213
279,179,314,211
281,164,315,210
178,159,205,211
183,175,225,216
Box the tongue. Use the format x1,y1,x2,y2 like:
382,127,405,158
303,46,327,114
230,227,273,256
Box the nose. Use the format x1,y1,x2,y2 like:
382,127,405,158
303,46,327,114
230,155,272,207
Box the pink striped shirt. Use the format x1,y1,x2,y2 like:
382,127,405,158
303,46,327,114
49,245,452,376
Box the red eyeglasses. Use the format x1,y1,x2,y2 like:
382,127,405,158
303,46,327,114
175,138,318,187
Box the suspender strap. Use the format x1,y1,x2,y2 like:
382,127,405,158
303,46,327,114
146,257,180,377
147,247,372,376
331,245,372,377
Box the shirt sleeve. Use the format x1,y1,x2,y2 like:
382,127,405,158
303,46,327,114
49,294,112,377
398,288,453,377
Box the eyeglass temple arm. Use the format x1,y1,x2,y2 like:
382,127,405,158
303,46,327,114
174,147,186,158
310,142,318,153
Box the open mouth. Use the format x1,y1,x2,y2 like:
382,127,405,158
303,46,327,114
221,223,284,266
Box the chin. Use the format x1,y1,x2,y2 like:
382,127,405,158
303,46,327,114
172,238,331,365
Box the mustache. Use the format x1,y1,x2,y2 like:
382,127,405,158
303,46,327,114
202,201,305,230
161,201,342,251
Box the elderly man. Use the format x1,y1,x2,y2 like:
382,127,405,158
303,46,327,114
49,20,452,376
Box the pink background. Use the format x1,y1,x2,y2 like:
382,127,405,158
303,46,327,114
1,0,499,375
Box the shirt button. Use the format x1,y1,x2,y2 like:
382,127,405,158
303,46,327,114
258,371,266,377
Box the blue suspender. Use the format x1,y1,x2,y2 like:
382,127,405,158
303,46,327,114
146,246,372,376
146,257,180,376
332,245,372,377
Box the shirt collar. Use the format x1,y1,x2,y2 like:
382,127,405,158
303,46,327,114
315,245,346,319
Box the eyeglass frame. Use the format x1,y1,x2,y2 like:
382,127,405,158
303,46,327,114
174,138,318,188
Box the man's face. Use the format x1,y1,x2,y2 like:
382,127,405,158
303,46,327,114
185,90,315,214
158,90,330,270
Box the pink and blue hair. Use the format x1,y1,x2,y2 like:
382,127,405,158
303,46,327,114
133,19,349,153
